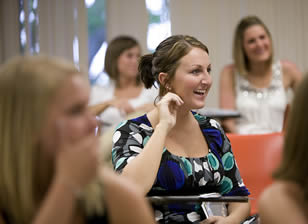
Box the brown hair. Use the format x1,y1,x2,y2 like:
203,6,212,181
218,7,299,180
233,15,273,75
273,72,308,201
139,35,209,98
104,35,141,86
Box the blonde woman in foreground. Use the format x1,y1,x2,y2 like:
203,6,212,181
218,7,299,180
258,73,308,224
0,55,155,224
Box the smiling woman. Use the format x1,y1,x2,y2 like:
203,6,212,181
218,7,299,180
219,15,302,134
111,35,258,223
89,35,158,134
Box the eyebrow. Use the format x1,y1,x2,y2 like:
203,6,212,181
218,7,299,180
190,63,211,67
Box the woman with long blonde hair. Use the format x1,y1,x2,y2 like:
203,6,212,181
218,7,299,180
0,55,155,224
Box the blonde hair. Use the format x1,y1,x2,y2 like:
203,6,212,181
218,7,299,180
0,55,103,223
233,15,273,76
273,72,308,201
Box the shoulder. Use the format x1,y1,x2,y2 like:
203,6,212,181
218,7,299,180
101,168,155,223
91,81,115,93
219,64,236,87
113,115,153,144
220,64,235,77
102,168,143,200
194,112,224,131
221,64,235,72
259,181,307,224
89,83,115,105
195,113,226,146
280,60,302,88
280,60,299,72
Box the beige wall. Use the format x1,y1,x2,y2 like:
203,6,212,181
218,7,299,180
106,0,148,54
106,0,308,107
1,0,307,107
169,0,308,107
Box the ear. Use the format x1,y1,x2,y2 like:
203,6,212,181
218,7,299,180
158,72,168,86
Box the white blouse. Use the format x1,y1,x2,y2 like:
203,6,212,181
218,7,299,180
235,61,288,134
89,81,158,133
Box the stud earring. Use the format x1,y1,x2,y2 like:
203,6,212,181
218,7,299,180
166,86,171,91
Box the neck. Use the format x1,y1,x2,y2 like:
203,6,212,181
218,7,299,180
248,61,271,77
170,107,197,135
117,75,137,88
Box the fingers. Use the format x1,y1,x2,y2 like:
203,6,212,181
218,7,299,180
201,216,221,224
158,92,184,107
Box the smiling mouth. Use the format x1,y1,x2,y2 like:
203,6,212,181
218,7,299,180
194,89,207,95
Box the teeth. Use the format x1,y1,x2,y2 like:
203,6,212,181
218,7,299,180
195,89,206,94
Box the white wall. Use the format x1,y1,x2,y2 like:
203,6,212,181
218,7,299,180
1,0,307,108
106,0,308,107
169,0,308,107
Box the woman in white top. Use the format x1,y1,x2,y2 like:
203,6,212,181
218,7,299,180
219,15,302,134
90,36,158,133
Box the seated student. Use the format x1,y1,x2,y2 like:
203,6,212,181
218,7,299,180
0,55,155,224
89,35,158,134
219,15,302,134
112,35,258,223
258,73,308,224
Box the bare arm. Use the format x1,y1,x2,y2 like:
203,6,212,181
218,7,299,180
227,202,251,223
219,65,237,133
32,175,78,224
89,101,111,116
102,168,155,224
259,182,308,224
33,122,100,224
121,122,170,195
116,93,183,195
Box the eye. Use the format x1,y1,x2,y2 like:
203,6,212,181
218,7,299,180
207,67,212,74
248,39,255,44
68,104,85,116
127,53,134,58
191,69,201,74
259,35,265,40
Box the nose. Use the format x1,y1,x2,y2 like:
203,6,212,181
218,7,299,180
255,38,262,47
201,71,211,83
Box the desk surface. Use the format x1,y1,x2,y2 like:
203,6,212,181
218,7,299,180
196,108,241,119
148,195,249,205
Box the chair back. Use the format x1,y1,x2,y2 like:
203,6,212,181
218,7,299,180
226,132,284,215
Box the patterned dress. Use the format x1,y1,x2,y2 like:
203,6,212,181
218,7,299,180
112,112,250,223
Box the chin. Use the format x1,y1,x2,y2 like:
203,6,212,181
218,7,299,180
191,103,205,110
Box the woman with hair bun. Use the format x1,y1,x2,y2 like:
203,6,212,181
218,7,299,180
112,35,257,223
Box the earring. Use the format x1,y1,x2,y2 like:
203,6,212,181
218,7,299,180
166,85,171,91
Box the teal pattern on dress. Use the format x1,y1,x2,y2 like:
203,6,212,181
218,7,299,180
111,112,250,223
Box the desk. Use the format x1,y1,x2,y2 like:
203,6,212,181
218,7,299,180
196,108,241,119
148,195,248,205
